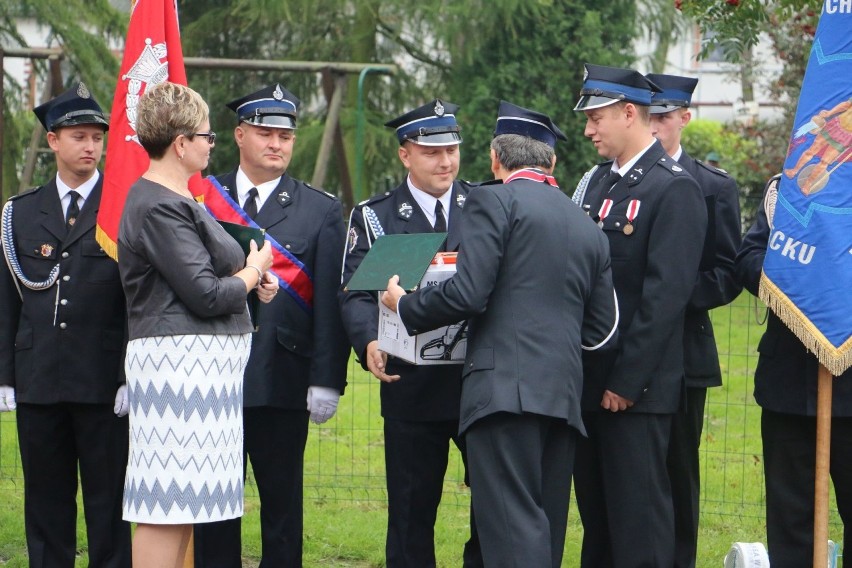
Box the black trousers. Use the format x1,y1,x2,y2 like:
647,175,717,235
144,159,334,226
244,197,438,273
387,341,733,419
194,407,309,568
667,386,707,568
383,417,482,568
762,409,852,568
574,411,674,568
16,402,131,568
465,412,575,568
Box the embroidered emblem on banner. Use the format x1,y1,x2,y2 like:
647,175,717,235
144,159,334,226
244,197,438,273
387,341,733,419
122,38,168,146
760,10,852,375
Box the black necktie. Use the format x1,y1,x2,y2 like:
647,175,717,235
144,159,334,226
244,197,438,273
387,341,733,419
244,187,259,219
606,171,622,193
66,191,80,232
433,200,447,233
589,171,621,221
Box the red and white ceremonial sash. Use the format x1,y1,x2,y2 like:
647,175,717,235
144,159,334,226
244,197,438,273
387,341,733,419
201,176,314,313
504,168,559,188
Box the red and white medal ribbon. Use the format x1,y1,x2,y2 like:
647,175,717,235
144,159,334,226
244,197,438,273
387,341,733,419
626,199,641,223
597,199,614,222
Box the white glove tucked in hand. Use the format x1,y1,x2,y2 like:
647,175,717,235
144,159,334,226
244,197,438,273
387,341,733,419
0,385,16,412
114,384,129,417
306,386,340,424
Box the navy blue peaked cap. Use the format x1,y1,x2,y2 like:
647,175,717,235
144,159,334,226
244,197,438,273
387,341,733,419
385,99,462,146
226,83,300,129
493,101,567,148
646,73,698,114
33,82,108,132
574,63,661,111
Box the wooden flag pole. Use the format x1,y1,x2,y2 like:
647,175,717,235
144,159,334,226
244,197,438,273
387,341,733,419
813,363,833,567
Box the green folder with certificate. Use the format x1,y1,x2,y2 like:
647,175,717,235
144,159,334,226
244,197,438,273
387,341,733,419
345,232,448,292
218,220,266,330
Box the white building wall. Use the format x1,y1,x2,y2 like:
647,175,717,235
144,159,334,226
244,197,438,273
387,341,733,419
634,25,785,125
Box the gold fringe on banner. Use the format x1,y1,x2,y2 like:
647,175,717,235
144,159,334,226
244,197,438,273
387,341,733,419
96,225,119,262
759,272,852,377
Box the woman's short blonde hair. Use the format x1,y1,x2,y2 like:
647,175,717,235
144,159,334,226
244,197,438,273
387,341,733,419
136,82,209,159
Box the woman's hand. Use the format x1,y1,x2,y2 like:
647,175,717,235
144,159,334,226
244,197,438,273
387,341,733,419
256,272,279,304
247,239,274,272
238,239,275,293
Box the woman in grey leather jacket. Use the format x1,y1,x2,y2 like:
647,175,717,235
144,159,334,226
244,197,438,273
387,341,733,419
117,82,277,568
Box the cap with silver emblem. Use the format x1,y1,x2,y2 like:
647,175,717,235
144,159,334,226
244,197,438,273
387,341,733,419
33,82,109,132
226,83,300,129
385,99,463,146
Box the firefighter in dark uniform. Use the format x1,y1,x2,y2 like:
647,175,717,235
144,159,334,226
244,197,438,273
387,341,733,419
339,100,482,567
570,64,707,567
736,175,852,568
646,72,743,568
193,84,350,568
0,83,131,567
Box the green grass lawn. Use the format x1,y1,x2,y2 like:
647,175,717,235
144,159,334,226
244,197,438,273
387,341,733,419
0,292,845,566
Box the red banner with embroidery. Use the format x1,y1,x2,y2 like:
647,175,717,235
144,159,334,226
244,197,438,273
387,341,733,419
201,176,314,312
96,0,189,259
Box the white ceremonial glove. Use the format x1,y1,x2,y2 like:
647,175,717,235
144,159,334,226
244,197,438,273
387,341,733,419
0,386,16,412
114,384,129,417
306,386,340,424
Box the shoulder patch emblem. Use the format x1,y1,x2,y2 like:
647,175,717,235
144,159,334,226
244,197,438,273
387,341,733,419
347,227,358,253
456,193,466,208
399,202,413,219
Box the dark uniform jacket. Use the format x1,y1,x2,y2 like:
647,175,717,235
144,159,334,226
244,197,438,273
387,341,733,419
397,177,618,435
577,140,707,413
339,180,472,422
679,151,742,388
735,176,852,416
217,170,349,408
0,176,126,404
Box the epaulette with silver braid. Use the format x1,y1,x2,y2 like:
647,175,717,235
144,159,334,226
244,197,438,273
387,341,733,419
572,165,599,206
1,200,60,297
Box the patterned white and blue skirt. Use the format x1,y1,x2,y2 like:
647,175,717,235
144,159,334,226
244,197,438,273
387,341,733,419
122,333,251,524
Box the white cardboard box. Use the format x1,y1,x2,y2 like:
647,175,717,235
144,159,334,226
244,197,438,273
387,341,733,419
378,255,467,365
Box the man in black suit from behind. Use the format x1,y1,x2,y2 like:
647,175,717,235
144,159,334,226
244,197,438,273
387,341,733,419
339,99,482,567
0,83,131,567
571,64,707,567
193,83,350,568
382,101,619,568
646,72,743,568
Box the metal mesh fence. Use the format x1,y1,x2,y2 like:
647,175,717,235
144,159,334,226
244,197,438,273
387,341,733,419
0,292,844,552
